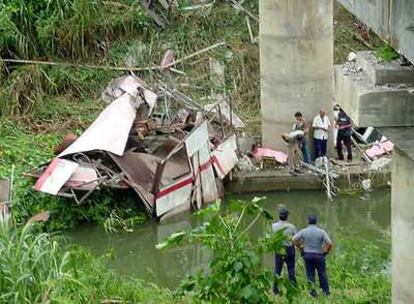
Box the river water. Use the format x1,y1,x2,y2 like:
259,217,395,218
68,190,391,288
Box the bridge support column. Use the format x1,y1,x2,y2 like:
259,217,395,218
260,0,334,150
392,149,414,304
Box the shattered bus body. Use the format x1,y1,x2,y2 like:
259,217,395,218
31,75,242,219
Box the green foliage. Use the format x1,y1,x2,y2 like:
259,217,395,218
0,223,177,303
0,222,71,303
0,0,150,59
376,44,399,62
103,210,146,233
157,199,287,304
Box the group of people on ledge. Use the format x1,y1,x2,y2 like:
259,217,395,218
282,104,353,175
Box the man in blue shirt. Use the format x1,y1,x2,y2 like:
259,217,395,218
292,214,332,297
272,207,297,294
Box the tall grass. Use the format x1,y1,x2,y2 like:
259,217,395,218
0,0,149,59
0,223,177,303
0,223,72,303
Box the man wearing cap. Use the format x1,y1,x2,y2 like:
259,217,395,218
334,106,353,162
271,207,297,294
292,215,332,297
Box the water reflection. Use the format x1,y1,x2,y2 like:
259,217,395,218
68,190,391,288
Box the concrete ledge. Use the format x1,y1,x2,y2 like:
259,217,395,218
226,169,391,193
356,51,414,86
334,64,414,127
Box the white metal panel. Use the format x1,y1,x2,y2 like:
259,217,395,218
212,134,238,179
204,101,245,128
198,142,218,203
34,158,79,195
185,121,209,157
155,174,193,217
59,94,136,157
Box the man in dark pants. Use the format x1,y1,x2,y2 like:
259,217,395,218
272,207,297,294
312,109,331,160
293,112,311,164
292,215,332,297
335,105,353,161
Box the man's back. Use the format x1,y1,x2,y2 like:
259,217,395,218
293,225,331,254
272,221,296,247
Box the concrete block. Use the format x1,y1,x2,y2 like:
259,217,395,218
390,0,414,64
334,64,414,127
392,150,414,304
356,51,414,85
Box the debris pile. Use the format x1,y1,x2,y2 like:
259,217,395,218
30,75,244,220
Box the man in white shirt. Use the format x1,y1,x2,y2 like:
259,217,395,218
312,109,331,160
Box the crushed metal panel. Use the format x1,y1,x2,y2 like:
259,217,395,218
204,101,246,128
212,134,239,179
0,179,10,203
185,121,209,157
101,75,158,114
155,173,193,217
60,94,137,157
34,158,79,195
159,148,191,187
64,166,98,189
110,151,158,211
198,142,219,203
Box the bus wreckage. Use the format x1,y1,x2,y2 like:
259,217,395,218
30,75,244,220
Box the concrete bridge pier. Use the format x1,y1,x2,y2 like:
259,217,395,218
260,0,334,150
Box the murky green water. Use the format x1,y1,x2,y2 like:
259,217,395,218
68,190,391,288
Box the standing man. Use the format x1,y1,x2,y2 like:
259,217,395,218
281,132,302,175
335,105,353,162
293,112,311,164
292,215,332,297
312,109,331,160
272,207,297,294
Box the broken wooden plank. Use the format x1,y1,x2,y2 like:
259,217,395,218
226,0,258,22
351,136,372,163
246,16,255,44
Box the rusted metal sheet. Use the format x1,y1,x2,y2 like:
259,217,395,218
110,151,158,212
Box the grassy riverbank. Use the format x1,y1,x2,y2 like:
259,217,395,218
0,222,178,303
0,211,390,303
